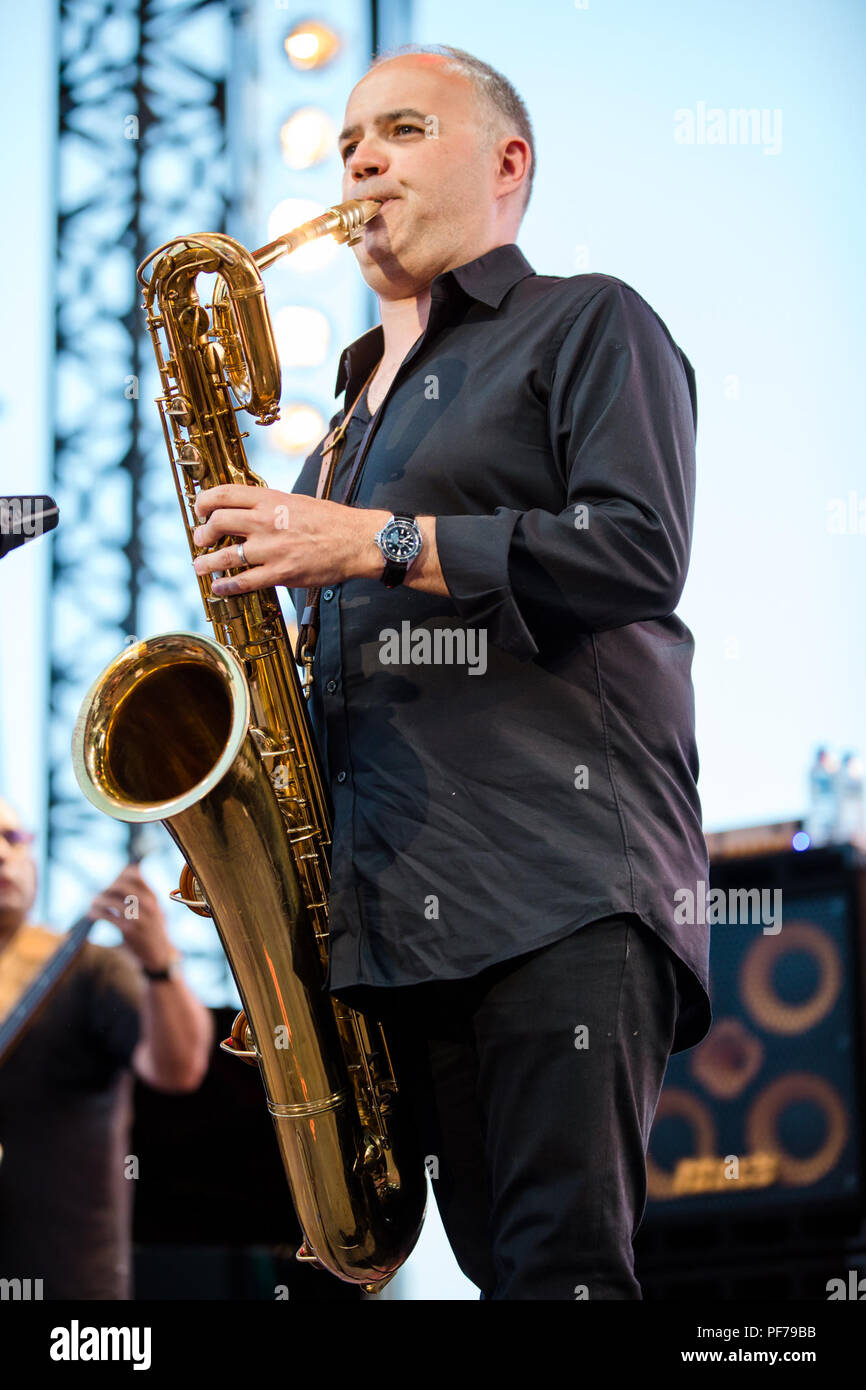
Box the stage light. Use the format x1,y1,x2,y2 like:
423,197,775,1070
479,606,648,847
280,106,337,169
792,830,811,851
270,402,327,455
267,198,342,271
284,20,340,71
272,305,331,367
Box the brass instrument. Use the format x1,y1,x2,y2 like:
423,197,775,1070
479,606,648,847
71,200,426,1291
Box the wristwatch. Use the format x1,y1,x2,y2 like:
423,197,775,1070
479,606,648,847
143,954,182,983
373,513,423,588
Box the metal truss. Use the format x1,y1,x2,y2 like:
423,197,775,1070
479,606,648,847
49,0,239,999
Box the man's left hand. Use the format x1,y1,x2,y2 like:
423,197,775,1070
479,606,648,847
89,864,176,974
192,485,389,595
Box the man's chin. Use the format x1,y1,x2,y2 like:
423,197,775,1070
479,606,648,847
358,220,401,252
0,906,27,938
354,239,406,280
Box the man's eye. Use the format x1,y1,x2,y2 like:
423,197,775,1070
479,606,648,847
341,125,422,161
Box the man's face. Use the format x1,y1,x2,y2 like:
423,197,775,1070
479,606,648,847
339,56,499,295
0,799,37,934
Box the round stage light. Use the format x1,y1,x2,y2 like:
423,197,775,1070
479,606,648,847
270,402,327,455
272,305,331,367
284,21,340,71
280,106,336,169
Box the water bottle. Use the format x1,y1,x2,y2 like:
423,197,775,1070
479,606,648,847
835,752,864,843
806,747,840,846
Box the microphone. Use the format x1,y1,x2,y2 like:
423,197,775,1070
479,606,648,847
0,495,60,559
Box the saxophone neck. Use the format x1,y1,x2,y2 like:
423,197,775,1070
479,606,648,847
140,234,281,425
251,198,382,272
136,199,381,427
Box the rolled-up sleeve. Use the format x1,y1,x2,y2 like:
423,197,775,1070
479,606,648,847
435,283,698,661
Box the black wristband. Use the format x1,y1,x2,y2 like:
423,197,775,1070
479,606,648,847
143,958,181,982
382,558,409,588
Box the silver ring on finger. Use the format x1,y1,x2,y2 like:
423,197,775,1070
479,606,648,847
236,542,248,568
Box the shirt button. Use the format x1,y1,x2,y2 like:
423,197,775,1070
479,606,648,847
322,588,334,601
336,770,347,784
326,679,337,694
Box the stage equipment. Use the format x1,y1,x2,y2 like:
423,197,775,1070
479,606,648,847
646,843,866,1220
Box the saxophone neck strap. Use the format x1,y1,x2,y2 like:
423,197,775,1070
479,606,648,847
295,361,382,676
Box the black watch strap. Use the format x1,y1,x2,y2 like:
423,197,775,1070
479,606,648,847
382,559,408,588
381,513,417,589
143,957,181,982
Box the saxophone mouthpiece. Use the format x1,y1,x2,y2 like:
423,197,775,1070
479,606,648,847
340,198,385,245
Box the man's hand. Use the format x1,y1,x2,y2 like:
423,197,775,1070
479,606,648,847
192,485,389,595
89,863,176,973
191,485,449,596
91,863,214,1094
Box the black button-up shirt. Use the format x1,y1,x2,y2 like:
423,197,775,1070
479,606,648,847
290,242,710,1052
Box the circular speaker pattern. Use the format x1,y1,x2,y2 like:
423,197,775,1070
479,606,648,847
690,1016,765,1100
745,1073,848,1186
739,920,842,1035
646,1088,717,1199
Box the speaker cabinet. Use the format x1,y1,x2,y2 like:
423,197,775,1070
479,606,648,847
644,844,866,1225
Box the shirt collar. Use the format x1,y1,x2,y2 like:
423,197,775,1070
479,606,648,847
334,242,535,400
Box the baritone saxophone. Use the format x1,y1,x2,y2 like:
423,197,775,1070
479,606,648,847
72,199,427,1292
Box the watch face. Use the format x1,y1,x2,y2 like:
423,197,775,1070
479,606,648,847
382,518,421,563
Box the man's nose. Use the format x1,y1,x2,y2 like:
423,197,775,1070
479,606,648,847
346,139,387,181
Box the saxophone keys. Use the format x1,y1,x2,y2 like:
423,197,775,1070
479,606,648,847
219,1010,258,1066
294,1244,325,1268
203,341,225,375
170,863,212,917
177,443,204,479
363,1134,385,1167
165,394,192,426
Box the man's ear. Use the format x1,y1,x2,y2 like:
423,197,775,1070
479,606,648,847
495,135,531,204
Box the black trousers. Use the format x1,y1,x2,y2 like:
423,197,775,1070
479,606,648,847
358,913,680,1300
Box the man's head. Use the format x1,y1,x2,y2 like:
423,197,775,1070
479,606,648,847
0,798,37,939
339,45,534,297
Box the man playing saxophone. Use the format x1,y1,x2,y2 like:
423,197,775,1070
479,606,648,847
190,44,711,1300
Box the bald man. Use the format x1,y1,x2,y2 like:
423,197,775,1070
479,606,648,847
0,798,213,1298
191,44,710,1298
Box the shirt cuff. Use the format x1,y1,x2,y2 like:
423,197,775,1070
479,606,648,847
434,510,539,662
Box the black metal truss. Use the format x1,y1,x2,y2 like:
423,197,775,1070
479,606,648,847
49,0,238,997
